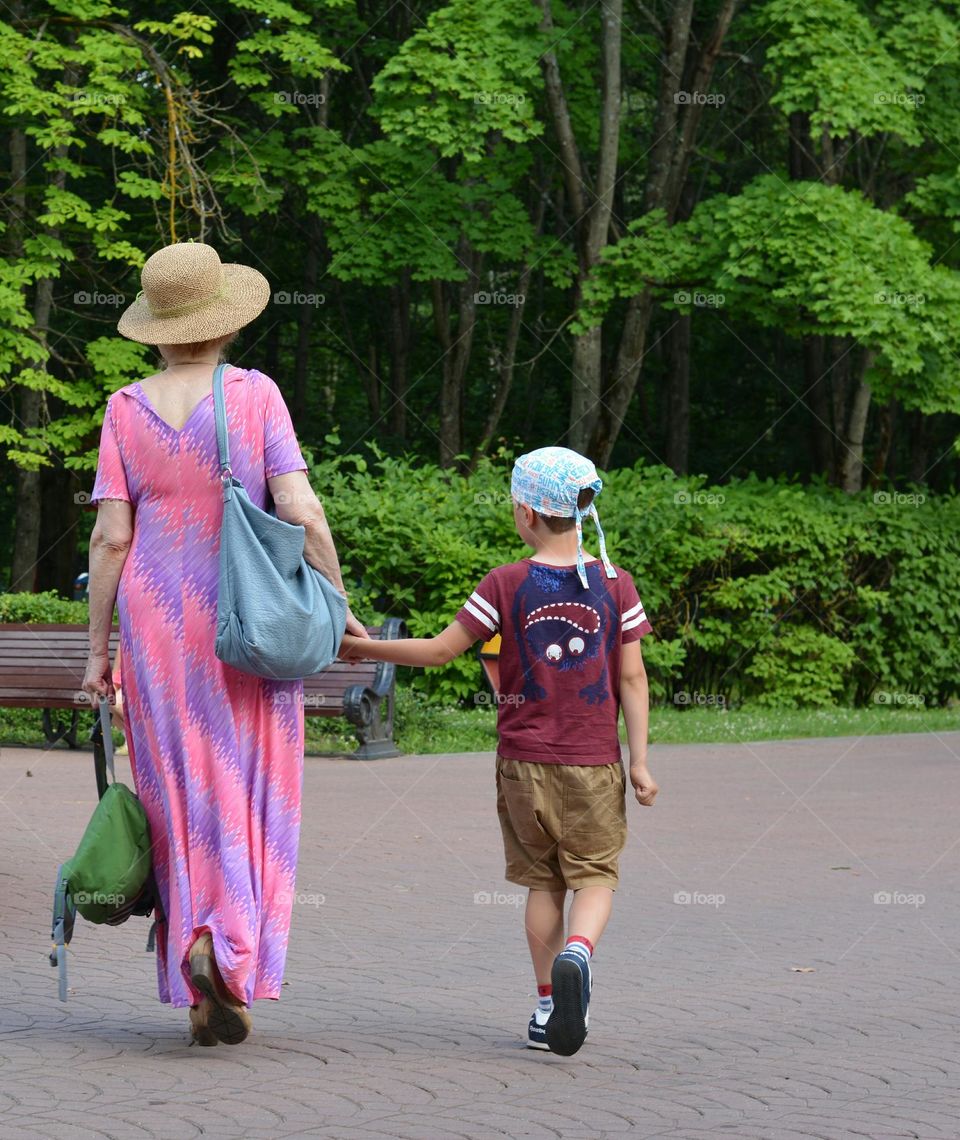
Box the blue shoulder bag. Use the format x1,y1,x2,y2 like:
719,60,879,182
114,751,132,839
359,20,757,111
213,363,348,679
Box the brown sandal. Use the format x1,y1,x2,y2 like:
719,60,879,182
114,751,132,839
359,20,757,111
188,933,252,1045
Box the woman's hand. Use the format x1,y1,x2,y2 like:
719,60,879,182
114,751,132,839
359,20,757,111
344,607,370,639
82,651,115,704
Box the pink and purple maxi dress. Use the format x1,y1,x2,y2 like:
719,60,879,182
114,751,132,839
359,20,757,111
91,366,308,1008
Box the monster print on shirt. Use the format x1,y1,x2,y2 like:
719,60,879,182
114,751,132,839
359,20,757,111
513,562,620,706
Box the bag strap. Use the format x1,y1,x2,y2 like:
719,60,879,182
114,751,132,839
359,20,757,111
95,694,115,796
50,863,76,1002
212,362,232,490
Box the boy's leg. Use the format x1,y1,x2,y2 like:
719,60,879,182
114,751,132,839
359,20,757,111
547,763,627,1056
567,885,614,948
524,889,565,1049
525,889,566,985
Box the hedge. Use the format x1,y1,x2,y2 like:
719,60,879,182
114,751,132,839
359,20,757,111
9,454,957,711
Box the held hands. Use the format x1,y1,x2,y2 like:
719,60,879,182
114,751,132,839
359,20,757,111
629,760,659,807
338,632,372,663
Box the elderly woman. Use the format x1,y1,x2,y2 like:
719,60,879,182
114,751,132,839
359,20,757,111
82,242,365,1045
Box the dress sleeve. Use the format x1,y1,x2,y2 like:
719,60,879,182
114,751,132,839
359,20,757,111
261,374,308,479
619,570,652,643
90,398,132,504
456,568,502,640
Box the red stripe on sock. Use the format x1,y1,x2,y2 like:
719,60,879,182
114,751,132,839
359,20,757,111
567,935,594,955
537,984,553,998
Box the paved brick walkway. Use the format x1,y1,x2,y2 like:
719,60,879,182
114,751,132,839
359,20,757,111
2,731,960,1139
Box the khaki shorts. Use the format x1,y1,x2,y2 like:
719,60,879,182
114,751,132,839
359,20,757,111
495,755,627,891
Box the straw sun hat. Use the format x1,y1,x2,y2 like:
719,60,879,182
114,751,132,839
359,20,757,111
117,242,270,345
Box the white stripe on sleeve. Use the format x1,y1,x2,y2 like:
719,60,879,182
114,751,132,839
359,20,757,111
621,600,644,623
623,612,648,632
470,592,501,625
464,600,497,632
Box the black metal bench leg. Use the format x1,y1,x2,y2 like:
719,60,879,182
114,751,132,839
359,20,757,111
42,707,80,749
344,687,400,760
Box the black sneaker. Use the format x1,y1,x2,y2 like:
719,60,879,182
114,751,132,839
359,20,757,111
545,950,592,1056
527,1009,551,1050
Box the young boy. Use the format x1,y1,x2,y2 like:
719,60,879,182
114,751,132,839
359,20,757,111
340,446,657,1056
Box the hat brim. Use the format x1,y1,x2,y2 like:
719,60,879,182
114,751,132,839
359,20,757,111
117,263,271,345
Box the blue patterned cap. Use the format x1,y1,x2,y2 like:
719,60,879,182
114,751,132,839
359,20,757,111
511,446,617,589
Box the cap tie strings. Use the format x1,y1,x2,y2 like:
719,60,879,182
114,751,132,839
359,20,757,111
574,503,617,589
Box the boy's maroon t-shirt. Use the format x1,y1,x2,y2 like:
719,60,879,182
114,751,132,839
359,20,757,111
455,558,652,765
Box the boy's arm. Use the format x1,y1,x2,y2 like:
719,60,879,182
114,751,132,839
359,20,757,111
340,620,478,668
620,640,658,806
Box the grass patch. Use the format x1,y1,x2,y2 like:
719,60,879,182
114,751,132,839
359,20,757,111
648,703,960,746
4,693,957,758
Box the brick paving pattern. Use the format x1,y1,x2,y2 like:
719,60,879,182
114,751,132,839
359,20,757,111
2,731,959,1139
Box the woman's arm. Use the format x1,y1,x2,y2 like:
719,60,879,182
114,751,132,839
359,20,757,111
83,500,133,699
268,470,367,638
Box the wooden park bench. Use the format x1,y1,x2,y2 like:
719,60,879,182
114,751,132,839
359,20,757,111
0,618,405,760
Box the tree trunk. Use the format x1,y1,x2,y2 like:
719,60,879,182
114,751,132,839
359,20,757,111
470,261,533,470
292,221,320,425
870,398,896,486
591,291,654,467
435,240,481,467
388,270,411,439
6,26,37,592
10,127,65,593
664,313,691,474
906,409,929,483
802,334,833,475
538,0,622,454
587,0,739,464
35,463,81,595
838,350,876,494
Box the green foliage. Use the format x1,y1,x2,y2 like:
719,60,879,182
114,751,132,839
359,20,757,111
578,175,960,414
0,590,89,622
372,0,545,162
310,453,960,711
758,0,926,142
